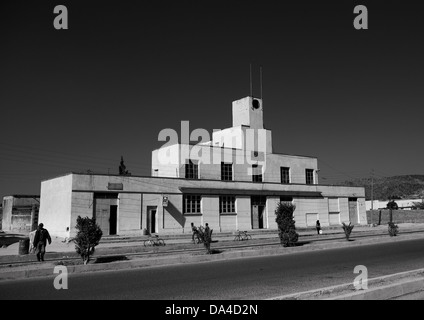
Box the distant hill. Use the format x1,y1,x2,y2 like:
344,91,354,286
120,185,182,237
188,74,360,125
341,175,424,201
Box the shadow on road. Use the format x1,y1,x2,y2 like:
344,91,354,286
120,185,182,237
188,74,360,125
94,255,129,264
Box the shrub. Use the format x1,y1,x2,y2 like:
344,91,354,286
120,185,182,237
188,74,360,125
73,216,103,264
413,202,424,210
275,202,299,247
388,222,399,237
342,222,354,240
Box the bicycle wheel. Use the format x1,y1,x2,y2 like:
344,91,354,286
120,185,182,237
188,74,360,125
234,235,241,241
144,240,152,247
157,239,165,246
246,234,252,240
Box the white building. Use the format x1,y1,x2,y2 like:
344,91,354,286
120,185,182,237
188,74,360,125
39,96,366,238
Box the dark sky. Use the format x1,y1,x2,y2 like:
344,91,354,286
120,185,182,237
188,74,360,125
1,0,423,198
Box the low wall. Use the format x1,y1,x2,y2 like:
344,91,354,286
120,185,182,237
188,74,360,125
367,210,424,224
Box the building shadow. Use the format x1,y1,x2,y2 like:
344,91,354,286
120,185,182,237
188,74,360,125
164,201,186,228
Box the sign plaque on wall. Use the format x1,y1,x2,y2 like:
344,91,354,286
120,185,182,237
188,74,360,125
107,183,123,190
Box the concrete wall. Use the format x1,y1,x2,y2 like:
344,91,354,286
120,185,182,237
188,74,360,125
367,209,424,224
366,199,423,210
264,154,318,184
70,192,93,237
1,197,13,231
152,143,318,186
40,173,367,235
39,175,73,238
236,196,251,231
1,196,39,233
118,193,142,234
152,144,180,177
162,193,187,232
267,196,282,229
294,197,330,227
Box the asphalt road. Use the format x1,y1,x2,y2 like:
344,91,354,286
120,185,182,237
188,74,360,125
1,238,424,300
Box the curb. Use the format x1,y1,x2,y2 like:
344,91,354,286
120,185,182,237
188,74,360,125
269,268,424,300
1,232,424,282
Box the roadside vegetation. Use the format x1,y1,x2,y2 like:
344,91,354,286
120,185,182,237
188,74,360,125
342,222,354,241
195,225,212,254
275,202,299,247
73,216,103,264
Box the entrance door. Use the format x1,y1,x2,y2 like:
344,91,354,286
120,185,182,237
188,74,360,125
149,208,157,234
251,196,266,229
348,198,358,225
252,205,259,229
258,206,264,229
109,205,117,235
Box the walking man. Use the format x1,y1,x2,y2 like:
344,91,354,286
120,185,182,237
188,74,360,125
34,223,52,262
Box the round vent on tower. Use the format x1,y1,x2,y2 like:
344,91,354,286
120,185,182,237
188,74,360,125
252,99,260,110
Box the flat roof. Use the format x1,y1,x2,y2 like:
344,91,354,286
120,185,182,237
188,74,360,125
42,172,364,191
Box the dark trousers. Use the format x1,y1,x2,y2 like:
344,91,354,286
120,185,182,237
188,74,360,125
36,242,46,261
316,227,320,235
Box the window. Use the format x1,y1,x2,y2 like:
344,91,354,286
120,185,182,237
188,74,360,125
252,164,263,182
221,162,233,181
219,196,236,213
306,169,314,185
185,160,198,179
183,195,201,214
281,167,290,184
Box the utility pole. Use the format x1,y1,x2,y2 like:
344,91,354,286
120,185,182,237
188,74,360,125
371,169,374,226
371,169,374,211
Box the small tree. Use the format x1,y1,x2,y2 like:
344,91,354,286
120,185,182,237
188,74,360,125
342,222,354,241
388,222,399,237
275,202,299,247
196,226,212,254
386,199,398,223
73,216,103,264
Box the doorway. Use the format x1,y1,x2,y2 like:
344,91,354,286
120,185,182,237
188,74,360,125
109,205,117,235
348,198,358,225
147,207,157,234
251,196,266,229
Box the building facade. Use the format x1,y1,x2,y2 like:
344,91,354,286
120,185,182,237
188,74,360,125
1,195,40,232
39,96,366,238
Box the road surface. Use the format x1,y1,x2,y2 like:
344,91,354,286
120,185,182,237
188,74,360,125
1,238,424,300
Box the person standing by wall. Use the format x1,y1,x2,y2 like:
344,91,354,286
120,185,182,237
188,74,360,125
33,223,52,262
316,220,321,235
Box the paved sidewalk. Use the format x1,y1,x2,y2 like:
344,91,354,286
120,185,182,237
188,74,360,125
1,222,424,284
2,222,422,258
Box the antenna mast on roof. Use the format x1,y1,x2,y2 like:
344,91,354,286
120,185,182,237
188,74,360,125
260,65,263,103
250,63,253,97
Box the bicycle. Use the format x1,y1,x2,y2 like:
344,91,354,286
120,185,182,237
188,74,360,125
234,231,252,241
143,235,166,247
